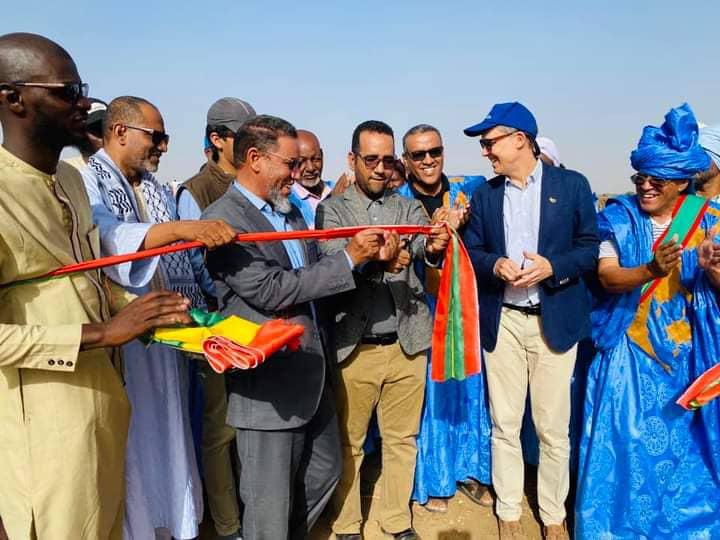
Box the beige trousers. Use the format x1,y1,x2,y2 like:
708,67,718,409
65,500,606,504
200,364,241,536
484,307,576,526
331,342,426,534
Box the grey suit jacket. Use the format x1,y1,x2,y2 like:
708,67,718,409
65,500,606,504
315,185,433,363
202,185,356,430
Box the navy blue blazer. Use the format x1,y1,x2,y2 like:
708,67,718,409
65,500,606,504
463,162,599,353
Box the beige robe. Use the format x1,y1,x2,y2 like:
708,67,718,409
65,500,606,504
0,146,132,539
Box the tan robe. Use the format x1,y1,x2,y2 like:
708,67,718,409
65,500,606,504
0,146,132,539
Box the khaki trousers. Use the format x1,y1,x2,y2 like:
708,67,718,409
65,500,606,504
484,307,576,526
200,364,241,536
331,342,426,534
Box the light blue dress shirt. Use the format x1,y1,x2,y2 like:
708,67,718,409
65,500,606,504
233,182,306,269
503,159,542,306
177,188,203,220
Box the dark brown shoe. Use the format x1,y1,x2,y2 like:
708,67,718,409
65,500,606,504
457,480,494,507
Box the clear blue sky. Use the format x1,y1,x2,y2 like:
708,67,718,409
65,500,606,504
3,1,718,193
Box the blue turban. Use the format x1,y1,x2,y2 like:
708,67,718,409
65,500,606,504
630,103,711,179
699,124,720,170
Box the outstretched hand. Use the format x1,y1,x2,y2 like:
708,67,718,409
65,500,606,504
82,291,192,349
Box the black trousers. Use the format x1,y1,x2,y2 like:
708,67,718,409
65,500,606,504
235,386,341,540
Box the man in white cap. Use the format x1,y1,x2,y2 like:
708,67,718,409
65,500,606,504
63,97,107,171
536,136,562,168
176,97,256,540
697,124,720,202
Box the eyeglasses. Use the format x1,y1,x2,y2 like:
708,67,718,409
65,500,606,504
630,173,674,189
478,131,517,150
264,151,302,171
5,81,89,103
123,124,170,146
407,146,444,162
355,153,396,169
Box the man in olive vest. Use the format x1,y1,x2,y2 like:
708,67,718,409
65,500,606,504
176,96,256,540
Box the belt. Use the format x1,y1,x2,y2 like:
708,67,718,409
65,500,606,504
361,332,398,345
502,303,541,316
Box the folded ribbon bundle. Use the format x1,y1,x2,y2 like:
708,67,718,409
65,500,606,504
150,308,304,373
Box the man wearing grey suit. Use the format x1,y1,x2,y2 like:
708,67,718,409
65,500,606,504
202,115,394,540
316,121,450,540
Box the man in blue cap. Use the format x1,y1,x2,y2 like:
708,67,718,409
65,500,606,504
463,102,598,539
575,103,720,539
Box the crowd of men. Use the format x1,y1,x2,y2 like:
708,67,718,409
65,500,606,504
1,32,720,540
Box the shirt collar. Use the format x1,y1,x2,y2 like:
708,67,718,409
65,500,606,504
292,181,331,201
233,181,272,213
352,183,387,210
505,159,543,187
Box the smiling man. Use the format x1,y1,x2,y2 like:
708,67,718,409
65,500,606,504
201,115,392,540
396,124,492,514
82,96,236,539
463,102,598,540
289,129,335,227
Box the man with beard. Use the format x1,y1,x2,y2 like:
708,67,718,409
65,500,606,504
0,33,194,539
317,120,450,540
289,129,334,227
202,114,392,540
82,96,236,540
177,96,256,540
396,124,492,514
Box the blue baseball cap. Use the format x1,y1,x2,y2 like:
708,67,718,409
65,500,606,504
464,102,538,138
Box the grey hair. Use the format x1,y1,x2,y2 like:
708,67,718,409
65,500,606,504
402,124,442,153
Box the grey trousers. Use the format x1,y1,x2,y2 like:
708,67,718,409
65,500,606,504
235,387,341,540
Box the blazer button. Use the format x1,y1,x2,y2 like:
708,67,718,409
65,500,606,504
48,359,55,366
57,360,64,366
66,361,73,367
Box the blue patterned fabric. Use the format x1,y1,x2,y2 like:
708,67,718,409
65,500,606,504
398,175,493,503
575,195,720,539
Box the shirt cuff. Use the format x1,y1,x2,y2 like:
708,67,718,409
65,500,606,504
343,250,355,269
423,238,441,268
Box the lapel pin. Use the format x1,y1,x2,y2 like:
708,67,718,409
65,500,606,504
549,197,557,203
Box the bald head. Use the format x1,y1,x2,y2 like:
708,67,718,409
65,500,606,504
0,33,88,173
0,33,75,83
296,129,324,189
104,96,158,140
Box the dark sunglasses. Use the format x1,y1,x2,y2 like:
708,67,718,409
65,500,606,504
356,153,396,169
407,146,444,162
123,124,170,146
630,173,674,189
6,81,89,104
478,130,517,150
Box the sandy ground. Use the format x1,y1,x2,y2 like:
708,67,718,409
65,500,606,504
200,458,552,540
308,457,545,540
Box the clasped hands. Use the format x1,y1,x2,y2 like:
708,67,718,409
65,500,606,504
345,223,450,273
495,251,554,288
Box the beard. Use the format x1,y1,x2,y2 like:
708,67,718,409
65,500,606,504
269,185,293,214
298,175,321,188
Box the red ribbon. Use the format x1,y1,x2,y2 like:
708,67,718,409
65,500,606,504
33,225,435,281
